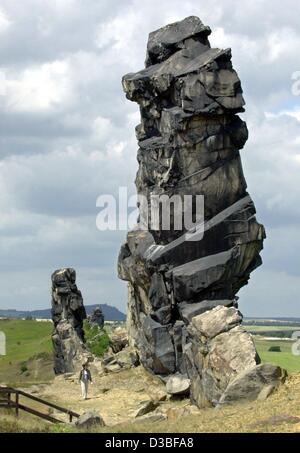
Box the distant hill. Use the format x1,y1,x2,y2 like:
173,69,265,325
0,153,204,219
0,303,126,321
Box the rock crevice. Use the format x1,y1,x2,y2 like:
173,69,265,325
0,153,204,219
51,268,92,374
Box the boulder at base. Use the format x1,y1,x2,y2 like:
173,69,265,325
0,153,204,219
75,410,105,428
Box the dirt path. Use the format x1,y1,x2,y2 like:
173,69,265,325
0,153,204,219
20,367,300,432
36,365,190,426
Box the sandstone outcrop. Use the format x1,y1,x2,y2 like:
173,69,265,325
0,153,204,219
51,268,92,374
118,16,285,407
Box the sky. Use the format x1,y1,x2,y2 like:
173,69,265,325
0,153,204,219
0,0,299,317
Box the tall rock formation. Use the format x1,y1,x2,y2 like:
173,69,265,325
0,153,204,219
118,16,285,406
51,268,92,374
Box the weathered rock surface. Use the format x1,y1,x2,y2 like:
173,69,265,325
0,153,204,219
218,363,287,405
102,347,139,372
118,16,284,407
88,306,104,329
75,410,105,428
108,327,129,353
191,305,242,339
166,374,191,396
51,268,92,374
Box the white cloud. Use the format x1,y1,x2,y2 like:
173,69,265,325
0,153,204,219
242,113,300,225
3,60,72,112
265,107,300,122
0,7,12,34
92,116,113,141
266,28,300,63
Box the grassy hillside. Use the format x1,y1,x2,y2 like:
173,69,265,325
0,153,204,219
254,338,300,373
0,319,53,385
0,319,52,363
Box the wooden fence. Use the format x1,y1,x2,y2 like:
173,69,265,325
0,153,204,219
0,386,79,423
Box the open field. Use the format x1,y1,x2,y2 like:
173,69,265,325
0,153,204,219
254,338,300,373
0,319,52,363
0,319,54,385
1,319,300,384
245,325,298,332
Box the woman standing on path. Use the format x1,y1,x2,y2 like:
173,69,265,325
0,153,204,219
79,363,92,400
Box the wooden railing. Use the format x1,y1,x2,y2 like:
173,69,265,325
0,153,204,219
0,386,80,423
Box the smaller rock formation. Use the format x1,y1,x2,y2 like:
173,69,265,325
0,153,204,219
75,410,105,428
88,306,105,329
103,327,139,373
51,268,92,374
102,347,139,373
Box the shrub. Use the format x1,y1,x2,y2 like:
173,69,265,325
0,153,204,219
83,320,109,358
268,346,281,352
20,362,28,373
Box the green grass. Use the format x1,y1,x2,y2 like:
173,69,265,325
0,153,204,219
0,319,54,385
254,338,300,373
245,325,297,331
0,319,52,365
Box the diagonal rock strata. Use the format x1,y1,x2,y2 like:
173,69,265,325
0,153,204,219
118,16,285,407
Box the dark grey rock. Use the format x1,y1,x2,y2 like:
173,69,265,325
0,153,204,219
218,363,287,405
146,16,211,67
142,316,175,375
88,306,104,329
178,300,234,323
148,273,169,310
51,268,91,374
117,16,284,409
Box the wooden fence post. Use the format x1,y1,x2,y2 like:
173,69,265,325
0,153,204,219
15,391,19,417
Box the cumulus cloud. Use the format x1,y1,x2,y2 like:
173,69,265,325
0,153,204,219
2,60,72,112
0,0,299,316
